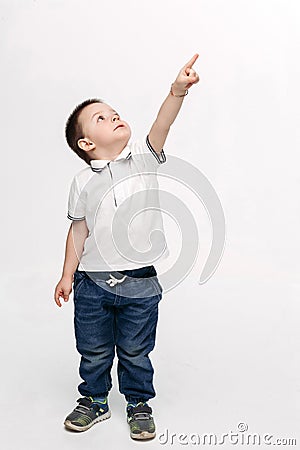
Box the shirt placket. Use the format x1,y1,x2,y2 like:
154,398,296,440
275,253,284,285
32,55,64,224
107,162,118,207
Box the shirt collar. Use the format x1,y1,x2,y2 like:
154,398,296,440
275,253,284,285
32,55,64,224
90,144,132,172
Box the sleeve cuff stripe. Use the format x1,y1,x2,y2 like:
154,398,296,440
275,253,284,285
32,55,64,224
67,213,86,221
146,135,166,164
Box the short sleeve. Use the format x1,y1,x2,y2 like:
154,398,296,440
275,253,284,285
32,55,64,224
67,176,86,221
145,134,166,164
130,134,167,169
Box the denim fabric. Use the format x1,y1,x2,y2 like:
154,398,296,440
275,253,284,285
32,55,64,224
72,265,163,403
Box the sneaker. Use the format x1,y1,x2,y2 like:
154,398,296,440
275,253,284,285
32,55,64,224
64,396,111,432
126,402,156,440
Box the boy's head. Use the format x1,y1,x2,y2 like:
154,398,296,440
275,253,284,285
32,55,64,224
65,98,131,165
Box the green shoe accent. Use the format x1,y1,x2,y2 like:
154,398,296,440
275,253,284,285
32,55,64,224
127,403,156,440
64,396,111,432
89,396,107,404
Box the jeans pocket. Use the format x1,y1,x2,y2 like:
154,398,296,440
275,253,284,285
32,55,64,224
73,271,86,298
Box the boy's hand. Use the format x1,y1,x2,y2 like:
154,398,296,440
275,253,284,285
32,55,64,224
172,53,200,95
54,275,73,307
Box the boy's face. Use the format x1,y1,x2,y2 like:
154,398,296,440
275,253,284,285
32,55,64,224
77,102,131,159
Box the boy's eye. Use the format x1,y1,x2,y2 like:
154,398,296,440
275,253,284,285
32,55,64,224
97,115,104,121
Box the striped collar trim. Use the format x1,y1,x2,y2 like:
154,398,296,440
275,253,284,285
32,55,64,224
90,145,132,172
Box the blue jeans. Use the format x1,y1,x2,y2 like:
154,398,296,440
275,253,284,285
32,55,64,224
72,265,163,403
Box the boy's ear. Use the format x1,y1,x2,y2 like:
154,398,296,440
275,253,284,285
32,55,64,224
77,138,96,151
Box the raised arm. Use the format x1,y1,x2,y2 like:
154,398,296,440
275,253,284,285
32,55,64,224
148,53,200,153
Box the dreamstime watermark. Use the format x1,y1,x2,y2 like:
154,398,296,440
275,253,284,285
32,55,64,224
71,153,226,296
158,422,297,446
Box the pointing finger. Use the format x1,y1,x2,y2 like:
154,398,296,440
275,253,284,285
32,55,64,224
184,53,199,70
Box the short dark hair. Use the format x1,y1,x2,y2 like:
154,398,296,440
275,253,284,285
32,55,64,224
65,98,104,165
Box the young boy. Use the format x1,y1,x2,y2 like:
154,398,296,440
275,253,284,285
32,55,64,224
54,54,199,440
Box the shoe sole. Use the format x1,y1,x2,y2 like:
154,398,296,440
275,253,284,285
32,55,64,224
130,431,156,440
64,410,111,432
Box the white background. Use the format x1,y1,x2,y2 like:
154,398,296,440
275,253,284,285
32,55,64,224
1,0,299,448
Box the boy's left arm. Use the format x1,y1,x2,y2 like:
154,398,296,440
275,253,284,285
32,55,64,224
148,53,200,154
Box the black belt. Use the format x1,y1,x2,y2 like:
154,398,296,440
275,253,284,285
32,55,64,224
76,265,157,287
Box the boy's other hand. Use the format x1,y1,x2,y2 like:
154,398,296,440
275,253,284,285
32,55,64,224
173,53,200,94
54,275,73,307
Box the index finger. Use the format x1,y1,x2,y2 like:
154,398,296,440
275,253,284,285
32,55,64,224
184,53,199,69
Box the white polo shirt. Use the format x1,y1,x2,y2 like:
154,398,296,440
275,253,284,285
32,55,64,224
67,134,170,271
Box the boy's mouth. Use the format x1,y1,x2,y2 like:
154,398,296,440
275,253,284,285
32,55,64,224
114,124,125,131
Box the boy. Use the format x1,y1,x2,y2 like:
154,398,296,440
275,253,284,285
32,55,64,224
54,54,199,440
